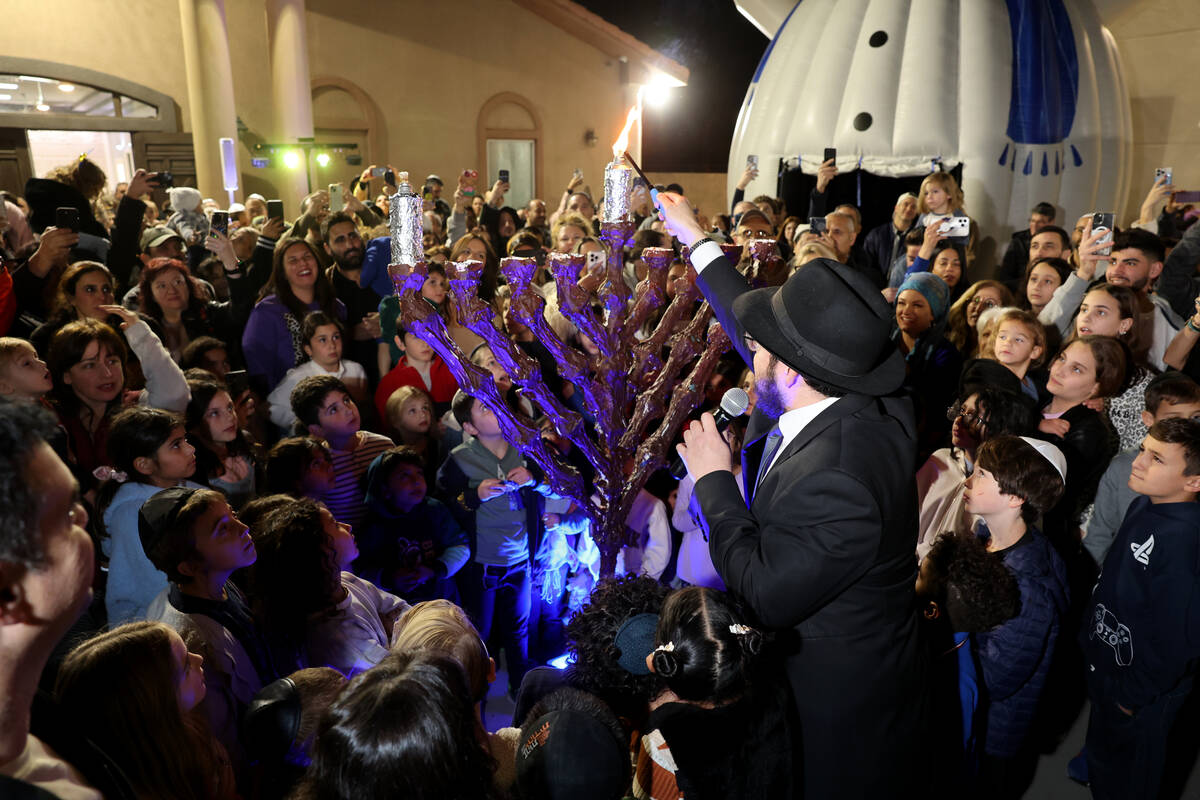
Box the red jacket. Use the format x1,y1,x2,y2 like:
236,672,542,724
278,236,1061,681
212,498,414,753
374,354,459,421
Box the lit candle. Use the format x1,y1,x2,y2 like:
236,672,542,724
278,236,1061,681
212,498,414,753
388,171,423,268
603,158,633,223
603,106,640,224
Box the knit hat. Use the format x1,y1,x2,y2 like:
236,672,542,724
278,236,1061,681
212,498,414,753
897,272,951,321
515,708,630,800
1018,436,1068,482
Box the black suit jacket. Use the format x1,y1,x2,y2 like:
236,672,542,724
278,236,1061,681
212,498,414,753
693,251,924,799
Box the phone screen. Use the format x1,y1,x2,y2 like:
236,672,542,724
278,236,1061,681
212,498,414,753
55,207,80,233
371,167,387,178
1092,212,1115,257
808,216,827,235
823,147,837,164
746,155,759,171
499,169,510,184
210,211,229,237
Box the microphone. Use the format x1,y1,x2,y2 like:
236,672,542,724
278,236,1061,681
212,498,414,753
669,387,751,479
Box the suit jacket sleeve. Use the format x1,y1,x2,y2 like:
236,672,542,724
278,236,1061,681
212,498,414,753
697,467,882,630
695,252,754,368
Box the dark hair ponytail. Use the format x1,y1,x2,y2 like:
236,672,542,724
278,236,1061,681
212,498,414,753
94,407,184,542
651,586,761,704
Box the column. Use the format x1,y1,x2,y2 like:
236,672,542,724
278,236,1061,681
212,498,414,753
265,0,315,212
178,0,240,202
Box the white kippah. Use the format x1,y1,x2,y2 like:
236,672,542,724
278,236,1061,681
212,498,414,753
1019,436,1068,482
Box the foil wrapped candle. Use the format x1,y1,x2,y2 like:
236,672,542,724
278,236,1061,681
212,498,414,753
388,171,423,267
602,157,633,223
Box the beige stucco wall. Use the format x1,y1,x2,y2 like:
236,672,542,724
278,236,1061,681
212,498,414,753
0,0,647,216
1109,0,1200,220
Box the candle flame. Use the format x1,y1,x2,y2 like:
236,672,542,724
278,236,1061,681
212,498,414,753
612,105,640,160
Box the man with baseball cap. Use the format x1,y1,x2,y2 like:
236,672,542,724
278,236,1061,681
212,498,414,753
660,192,922,797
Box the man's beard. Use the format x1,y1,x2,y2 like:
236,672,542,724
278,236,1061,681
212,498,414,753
335,247,364,270
755,374,785,418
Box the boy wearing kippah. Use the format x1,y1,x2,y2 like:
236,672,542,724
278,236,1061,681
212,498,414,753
1083,418,1200,799
964,435,1069,792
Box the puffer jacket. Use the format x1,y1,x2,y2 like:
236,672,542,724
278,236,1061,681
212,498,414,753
973,524,1069,757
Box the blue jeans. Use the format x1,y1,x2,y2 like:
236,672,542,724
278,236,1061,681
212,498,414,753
460,560,531,694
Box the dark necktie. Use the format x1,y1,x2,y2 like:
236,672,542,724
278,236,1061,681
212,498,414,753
755,427,784,495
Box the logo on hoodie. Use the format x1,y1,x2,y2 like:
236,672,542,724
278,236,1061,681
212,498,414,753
1130,535,1155,566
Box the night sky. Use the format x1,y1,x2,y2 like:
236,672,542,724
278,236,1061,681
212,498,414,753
576,0,768,173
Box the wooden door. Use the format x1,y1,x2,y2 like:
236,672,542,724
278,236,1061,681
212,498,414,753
0,128,32,195
131,132,196,210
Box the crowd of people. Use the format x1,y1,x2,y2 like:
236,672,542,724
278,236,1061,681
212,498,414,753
1,144,1200,800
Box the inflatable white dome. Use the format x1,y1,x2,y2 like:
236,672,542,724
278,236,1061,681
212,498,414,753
729,0,1133,271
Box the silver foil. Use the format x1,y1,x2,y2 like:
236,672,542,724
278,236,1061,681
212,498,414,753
388,181,424,266
602,160,632,223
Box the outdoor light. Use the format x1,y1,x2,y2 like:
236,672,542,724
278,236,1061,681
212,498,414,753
58,83,75,92
315,152,331,167
642,71,684,109
0,95,11,101
0,83,17,90
282,150,302,169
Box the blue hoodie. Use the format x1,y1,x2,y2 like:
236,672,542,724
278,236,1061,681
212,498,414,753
357,452,470,599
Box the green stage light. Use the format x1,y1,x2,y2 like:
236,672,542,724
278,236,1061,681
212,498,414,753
282,150,302,169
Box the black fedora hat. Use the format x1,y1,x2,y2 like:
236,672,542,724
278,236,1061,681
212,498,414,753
732,258,904,395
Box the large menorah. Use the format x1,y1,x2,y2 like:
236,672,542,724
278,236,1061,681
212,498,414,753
387,174,751,576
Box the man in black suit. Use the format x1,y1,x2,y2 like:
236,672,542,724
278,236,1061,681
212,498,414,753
660,192,924,798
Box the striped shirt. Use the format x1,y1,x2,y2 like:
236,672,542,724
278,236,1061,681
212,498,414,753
325,431,394,528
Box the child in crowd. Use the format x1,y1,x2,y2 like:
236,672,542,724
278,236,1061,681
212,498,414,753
989,309,1046,401
97,406,203,623
916,532,1021,788
1084,372,1200,566
383,384,445,484
138,487,275,775
267,312,367,433
263,435,335,501
55,621,235,800
359,447,470,602
390,599,525,795
915,387,1035,559
186,378,258,509
438,389,568,696
375,263,453,374
250,498,408,676
1082,418,1200,799
291,652,495,800
290,375,393,528
965,436,1069,796
642,586,793,800
0,337,53,401
240,667,348,800
374,320,458,422
179,335,233,378
166,186,209,244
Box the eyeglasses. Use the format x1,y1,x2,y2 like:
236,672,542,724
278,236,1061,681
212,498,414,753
743,333,759,353
968,295,999,311
946,402,985,428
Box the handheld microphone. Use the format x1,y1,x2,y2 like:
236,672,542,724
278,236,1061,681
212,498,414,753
670,387,751,479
